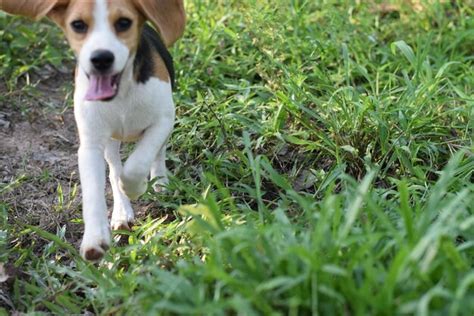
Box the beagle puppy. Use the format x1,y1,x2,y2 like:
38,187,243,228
0,0,185,260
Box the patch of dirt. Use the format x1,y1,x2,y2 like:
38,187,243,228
0,68,83,247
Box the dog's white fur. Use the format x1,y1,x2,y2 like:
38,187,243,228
75,0,175,259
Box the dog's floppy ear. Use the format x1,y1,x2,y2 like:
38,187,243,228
0,0,66,20
133,0,186,47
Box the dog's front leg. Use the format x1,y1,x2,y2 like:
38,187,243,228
120,117,174,200
78,143,111,261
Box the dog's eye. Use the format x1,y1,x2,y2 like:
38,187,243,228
71,20,88,33
115,18,132,32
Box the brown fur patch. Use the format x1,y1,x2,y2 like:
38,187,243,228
152,50,170,83
106,0,144,55
132,0,186,47
0,0,64,20
59,0,96,55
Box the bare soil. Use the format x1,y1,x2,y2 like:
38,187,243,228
0,68,84,247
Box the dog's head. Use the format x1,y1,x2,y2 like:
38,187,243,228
1,0,185,101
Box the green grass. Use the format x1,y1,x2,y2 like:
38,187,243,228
1,0,473,314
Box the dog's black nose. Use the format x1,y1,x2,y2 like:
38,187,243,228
91,50,115,72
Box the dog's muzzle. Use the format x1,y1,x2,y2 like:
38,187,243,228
85,50,121,102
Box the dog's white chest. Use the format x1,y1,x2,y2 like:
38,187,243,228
74,74,174,143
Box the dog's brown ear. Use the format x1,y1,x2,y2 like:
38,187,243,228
133,0,186,47
0,0,64,20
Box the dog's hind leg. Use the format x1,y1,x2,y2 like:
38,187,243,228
105,140,135,231
150,144,169,192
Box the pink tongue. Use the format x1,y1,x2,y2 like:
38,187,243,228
85,75,116,101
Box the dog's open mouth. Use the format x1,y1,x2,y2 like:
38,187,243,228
85,73,121,102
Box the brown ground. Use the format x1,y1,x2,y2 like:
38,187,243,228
0,66,83,247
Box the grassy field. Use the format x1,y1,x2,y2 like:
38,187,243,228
1,0,473,314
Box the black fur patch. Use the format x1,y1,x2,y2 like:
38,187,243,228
133,24,175,89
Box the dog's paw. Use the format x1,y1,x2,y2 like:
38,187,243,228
119,175,147,200
80,226,111,261
81,243,109,261
111,216,134,231
111,200,135,231
152,175,169,193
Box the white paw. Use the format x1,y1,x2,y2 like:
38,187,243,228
80,224,111,261
119,174,147,200
152,175,169,193
111,204,135,231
